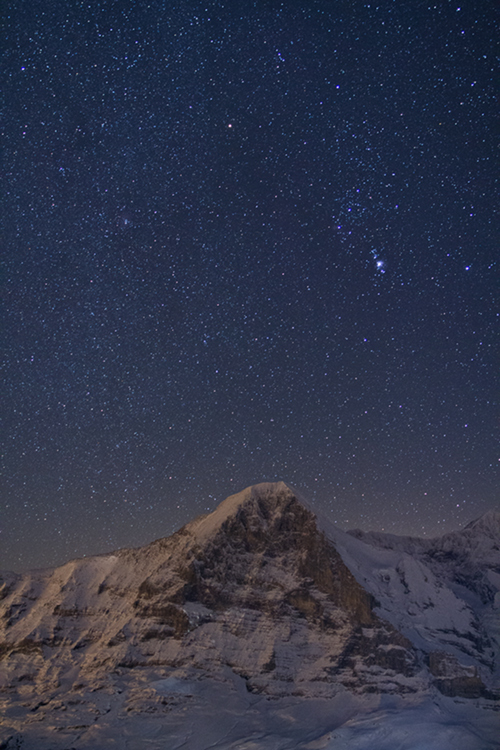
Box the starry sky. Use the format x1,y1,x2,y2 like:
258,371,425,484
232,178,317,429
3,0,498,572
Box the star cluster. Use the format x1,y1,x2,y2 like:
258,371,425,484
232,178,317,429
3,1,497,571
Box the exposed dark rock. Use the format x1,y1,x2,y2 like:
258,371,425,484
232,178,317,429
338,624,418,677
428,651,491,698
134,602,189,639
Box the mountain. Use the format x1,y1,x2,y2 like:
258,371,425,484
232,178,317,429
337,520,499,695
1,482,498,749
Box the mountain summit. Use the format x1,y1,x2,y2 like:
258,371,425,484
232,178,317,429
1,483,498,749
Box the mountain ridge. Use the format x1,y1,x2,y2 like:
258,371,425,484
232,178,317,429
5,483,495,577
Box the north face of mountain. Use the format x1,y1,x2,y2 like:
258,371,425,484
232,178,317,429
170,481,374,623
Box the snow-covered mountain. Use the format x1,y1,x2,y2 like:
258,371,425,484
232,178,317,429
331,518,500,696
1,482,498,749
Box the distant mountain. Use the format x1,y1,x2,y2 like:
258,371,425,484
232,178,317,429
1,483,498,750
340,511,500,695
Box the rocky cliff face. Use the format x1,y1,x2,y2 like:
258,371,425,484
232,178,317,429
0,483,498,750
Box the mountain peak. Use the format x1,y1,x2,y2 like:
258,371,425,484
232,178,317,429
463,509,500,535
188,481,299,541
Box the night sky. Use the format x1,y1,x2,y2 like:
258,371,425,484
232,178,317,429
3,1,498,572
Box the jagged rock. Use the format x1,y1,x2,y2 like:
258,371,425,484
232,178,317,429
428,650,495,699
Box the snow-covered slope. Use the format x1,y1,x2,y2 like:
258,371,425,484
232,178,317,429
0,482,498,750
330,511,500,690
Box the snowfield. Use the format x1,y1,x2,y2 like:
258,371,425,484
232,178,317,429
1,667,498,749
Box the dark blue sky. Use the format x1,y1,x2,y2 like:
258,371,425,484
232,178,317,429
3,0,498,571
